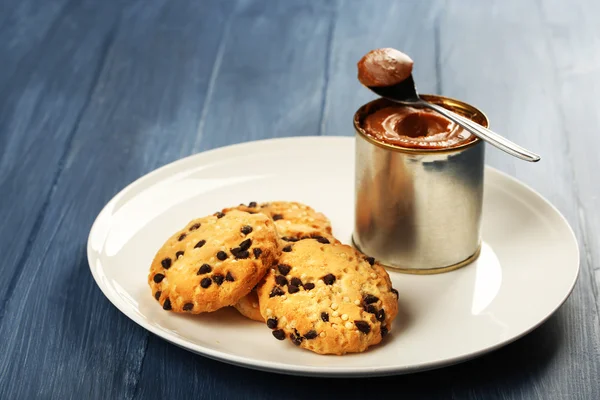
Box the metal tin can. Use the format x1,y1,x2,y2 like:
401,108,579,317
353,95,489,274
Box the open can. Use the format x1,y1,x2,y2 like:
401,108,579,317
353,95,489,274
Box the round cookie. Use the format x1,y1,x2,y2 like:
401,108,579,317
226,201,337,243
148,209,279,313
233,289,263,322
256,239,399,355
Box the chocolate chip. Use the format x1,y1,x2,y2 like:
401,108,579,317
154,291,162,300
290,333,303,346
253,248,262,259
312,236,330,244
303,282,315,290
355,320,371,334
217,251,227,260
322,273,336,285
198,264,212,275
231,249,249,259
225,271,235,282
212,274,224,285
161,258,172,269
189,223,201,231
304,330,318,340
275,275,288,286
272,214,284,221
201,278,212,288
391,288,399,298
365,304,377,314
365,256,375,266
183,303,194,311
269,286,285,297
277,264,291,275
290,277,302,287
381,326,388,337
321,312,329,322
282,245,292,252
153,274,165,283
288,285,299,294
215,211,225,218
363,294,379,304
267,318,278,329
162,298,172,310
194,240,206,249
281,236,298,242
377,309,386,322
241,225,253,235
272,329,286,340
178,233,187,241
239,238,252,251
248,201,257,208
175,251,184,258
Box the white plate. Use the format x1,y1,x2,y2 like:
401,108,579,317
87,137,579,377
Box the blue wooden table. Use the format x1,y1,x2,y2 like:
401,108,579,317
1,0,599,398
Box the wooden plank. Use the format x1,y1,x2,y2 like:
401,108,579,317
192,0,337,151
537,0,600,301
0,0,121,321
0,0,72,82
0,0,236,398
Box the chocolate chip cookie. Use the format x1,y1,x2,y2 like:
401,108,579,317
148,209,279,313
256,239,399,355
226,201,337,244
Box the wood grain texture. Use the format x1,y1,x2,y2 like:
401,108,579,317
0,0,236,398
538,0,600,310
0,0,121,323
0,0,598,399
193,0,336,151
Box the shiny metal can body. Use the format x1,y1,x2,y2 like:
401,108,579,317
353,95,489,274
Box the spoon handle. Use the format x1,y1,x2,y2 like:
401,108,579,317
423,102,541,162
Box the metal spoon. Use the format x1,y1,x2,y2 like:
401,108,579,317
366,75,541,162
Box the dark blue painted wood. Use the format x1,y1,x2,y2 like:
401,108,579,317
0,0,121,323
193,0,337,151
0,0,598,399
0,0,236,398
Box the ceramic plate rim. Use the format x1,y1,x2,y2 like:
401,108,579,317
87,136,580,377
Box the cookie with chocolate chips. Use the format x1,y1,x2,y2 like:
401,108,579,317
229,201,338,322
256,239,399,355
148,209,279,313
225,201,337,244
